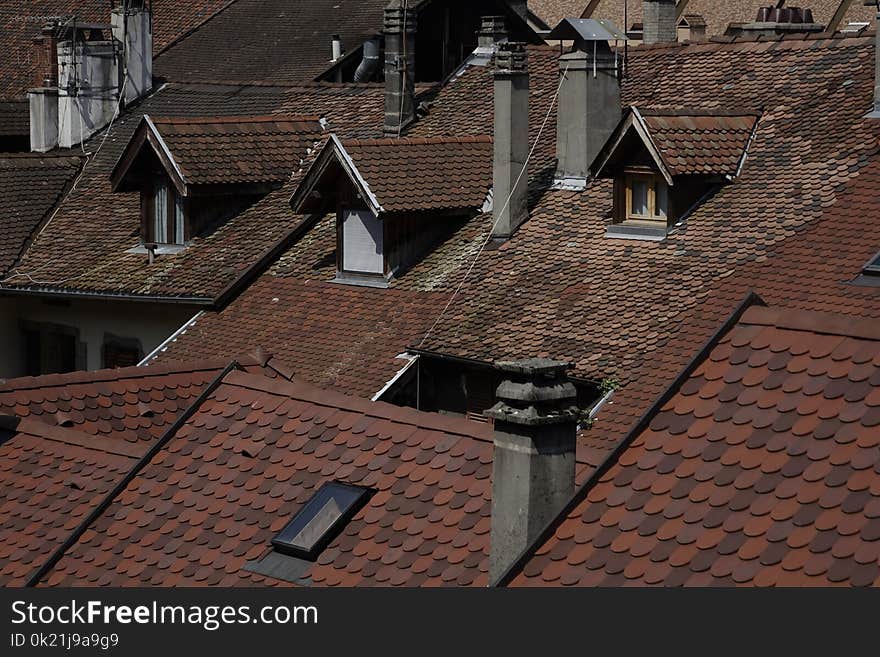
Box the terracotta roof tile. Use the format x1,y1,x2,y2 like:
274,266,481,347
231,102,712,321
512,306,880,586
43,370,495,587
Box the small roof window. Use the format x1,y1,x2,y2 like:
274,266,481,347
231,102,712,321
863,251,880,276
272,482,371,560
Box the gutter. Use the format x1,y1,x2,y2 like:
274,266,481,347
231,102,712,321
0,286,212,305
490,291,766,587
25,360,241,587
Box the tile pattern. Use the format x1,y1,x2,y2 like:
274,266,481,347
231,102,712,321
0,154,81,274
155,0,389,86
641,111,758,177
343,136,493,213
3,81,384,299
0,359,236,446
513,306,880,586
0,1,231,99
153,276,449,398
533,0,876,36
0,417,138,586
149,115,324,187
0,99,28,136
43,370,496,587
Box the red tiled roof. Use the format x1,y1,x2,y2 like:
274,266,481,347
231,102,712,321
640,110,758,177
41,369,498,587
532,0,876,36
113,114,325,192
0,358,238,446
512,305,880,587
2,82,385,300
342,136,494,213
0,1,231,99
0,154,81,274
151,276,449,398
0,416,138,586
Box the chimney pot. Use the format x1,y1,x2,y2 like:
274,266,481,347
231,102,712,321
492,42,530,239
642,0,678,44
331,34,343,61
486,359,578,582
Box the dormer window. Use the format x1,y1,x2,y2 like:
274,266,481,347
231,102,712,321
290,134,493,287
150,180,186,245
593,107,760,240
111,114,324,254
625,171,667,224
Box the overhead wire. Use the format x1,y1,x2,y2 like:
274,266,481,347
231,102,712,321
416,59,571,350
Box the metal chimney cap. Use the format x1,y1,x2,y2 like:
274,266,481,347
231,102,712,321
548,18,628,42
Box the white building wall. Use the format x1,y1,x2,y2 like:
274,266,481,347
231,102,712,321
0,295,197,378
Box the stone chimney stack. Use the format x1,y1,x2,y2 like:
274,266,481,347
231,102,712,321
555,32,621,188
492,42,529,239
486,359,578,583
478,16,508,48
643,0,678,44
383,1,417,136
111,2,153,105
870,10,880,119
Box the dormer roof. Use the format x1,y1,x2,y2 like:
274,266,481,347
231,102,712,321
290,134,494,216
110,114,325,196
592,107,760,183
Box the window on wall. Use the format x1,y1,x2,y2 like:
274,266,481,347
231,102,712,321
342,209,384,275
102,335,143,369
21,323,83,376
625,172,668,224
149,180,186,245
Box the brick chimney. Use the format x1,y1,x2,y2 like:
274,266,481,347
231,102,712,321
555,30,622,188
869,10,880,119
485,359,578,583
383,1,417,136
492,42,529,239
643,0,677,44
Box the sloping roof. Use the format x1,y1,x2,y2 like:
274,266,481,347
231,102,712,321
1,81,385,301
512,305,880,587
532,0,877,37
111,115,325,195
292,135,494,215
154,0,390,86
0,99,28,136
0,358,240,445
0,416,139,586
0,1,231,99
150,276,449,398
0,154,81,274
40,369,499,587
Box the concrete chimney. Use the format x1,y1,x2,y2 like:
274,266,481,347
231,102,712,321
492,42,529,239
486,359,578,583
478,16,508,48
643,0,678,44
383,1,417,136
28,26,60,152
869,11,880,119
111,3,153,105
57,36,119,149
555,36,621,188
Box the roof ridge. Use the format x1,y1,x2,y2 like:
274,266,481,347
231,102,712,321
633,29,874,52
150,114,322,125
0,357,250,392
739,306,880,341
12,417,142,459
222,370,492,441
638,107,762,117
344,135,493,147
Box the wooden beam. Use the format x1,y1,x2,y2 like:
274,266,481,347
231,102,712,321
676,0,691,20
580,0,602,19
827,0,855,33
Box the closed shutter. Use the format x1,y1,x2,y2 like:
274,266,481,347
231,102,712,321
153,182,168,243
342,209,384,274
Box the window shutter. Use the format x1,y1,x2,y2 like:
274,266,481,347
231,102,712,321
174,194,185,244
153,182,168,243
342,210,384,274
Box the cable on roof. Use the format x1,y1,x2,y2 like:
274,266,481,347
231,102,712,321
416,60,571,350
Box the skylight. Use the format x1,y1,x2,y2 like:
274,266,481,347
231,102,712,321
271,482,371,560
863,251,880,276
